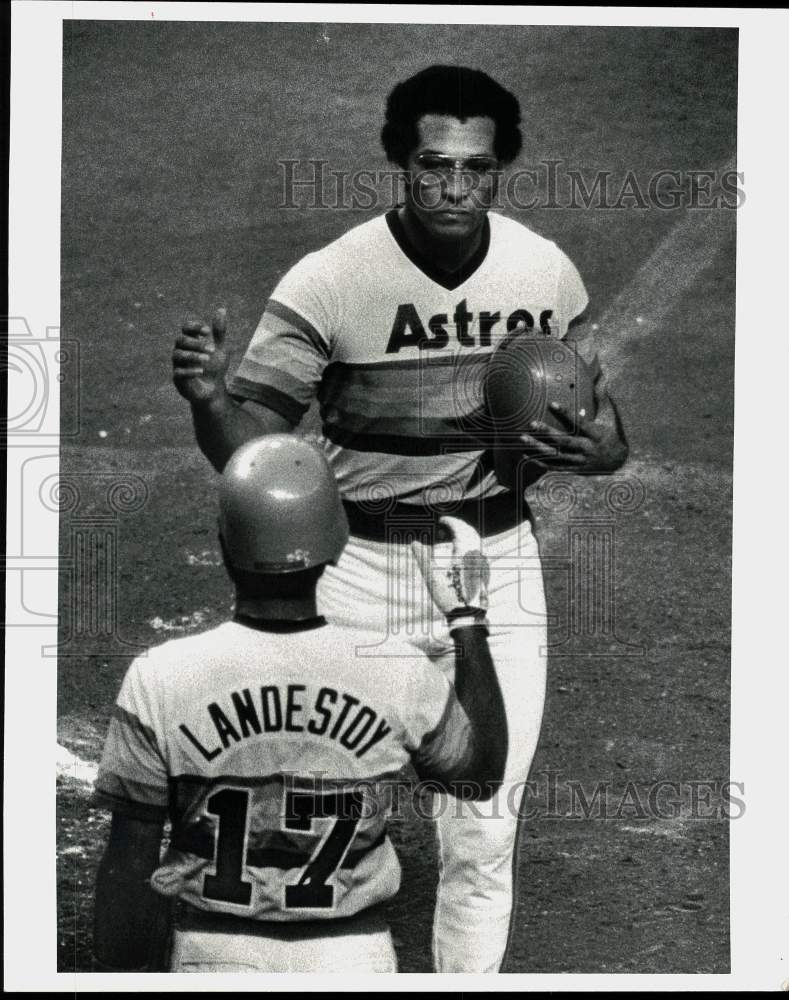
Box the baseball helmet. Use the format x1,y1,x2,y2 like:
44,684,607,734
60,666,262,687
218,434,349,573
485,332,598,489
484,332,597,436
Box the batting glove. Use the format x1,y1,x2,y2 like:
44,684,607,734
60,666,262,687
411,516,490,631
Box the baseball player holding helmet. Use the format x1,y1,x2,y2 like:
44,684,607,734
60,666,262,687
92,435,507,973
172,65,628,972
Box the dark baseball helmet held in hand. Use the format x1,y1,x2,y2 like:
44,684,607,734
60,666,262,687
484,332,597,437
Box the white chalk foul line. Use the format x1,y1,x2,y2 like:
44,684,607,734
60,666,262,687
595,156,736,380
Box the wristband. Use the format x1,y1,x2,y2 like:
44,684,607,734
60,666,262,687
447,606,489,634
446,605,487,624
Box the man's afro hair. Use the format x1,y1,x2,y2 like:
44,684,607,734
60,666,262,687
381,65,522,168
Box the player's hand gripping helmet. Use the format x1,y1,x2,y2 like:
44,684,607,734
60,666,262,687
485,333,597,436
484,332,598,489
218,434,349,573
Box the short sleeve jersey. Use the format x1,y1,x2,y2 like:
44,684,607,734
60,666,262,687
94,620,470,922
229,210,591,504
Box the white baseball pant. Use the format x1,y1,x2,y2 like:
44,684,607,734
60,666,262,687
170,923,397,973
318,518,548,972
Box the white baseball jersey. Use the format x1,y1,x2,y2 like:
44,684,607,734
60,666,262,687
94,618,471,922
229,210,591,505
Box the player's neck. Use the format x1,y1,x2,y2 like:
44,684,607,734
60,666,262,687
234,592,320,623
398,204,485,273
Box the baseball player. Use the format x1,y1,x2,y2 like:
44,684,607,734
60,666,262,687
171,65,628,972
91,435,507,973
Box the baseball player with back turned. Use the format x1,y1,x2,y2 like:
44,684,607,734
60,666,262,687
172,65,629,972
92,434,507,973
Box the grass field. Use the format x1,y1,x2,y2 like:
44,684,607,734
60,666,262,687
57,21,736,974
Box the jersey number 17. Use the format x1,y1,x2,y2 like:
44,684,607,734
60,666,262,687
202,785,365,909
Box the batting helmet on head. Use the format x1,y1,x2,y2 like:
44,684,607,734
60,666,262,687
218,435,349,573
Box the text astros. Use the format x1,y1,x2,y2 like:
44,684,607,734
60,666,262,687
385,299,556,352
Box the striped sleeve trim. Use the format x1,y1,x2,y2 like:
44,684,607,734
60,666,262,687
94,767,170,809
227,377,308,425
231,360,313,402
111,704,163,762
267,299,330,359
94,703,169,815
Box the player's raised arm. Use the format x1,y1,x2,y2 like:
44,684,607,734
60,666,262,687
411,518,508,800
172,308,294,472
93,813,171,971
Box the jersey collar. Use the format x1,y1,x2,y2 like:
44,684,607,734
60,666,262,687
233,614,328,634
385,208,491,291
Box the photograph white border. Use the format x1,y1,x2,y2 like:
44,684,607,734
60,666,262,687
6,1,788,991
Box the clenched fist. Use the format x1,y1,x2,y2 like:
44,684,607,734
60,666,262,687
172,308,230,405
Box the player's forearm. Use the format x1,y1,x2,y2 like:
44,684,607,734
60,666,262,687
191,392,282,472
93,814,171,971
93,852,167,970
450,624,508,798
599,392,629,472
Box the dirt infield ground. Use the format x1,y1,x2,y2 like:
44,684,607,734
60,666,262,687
56,22,736,973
